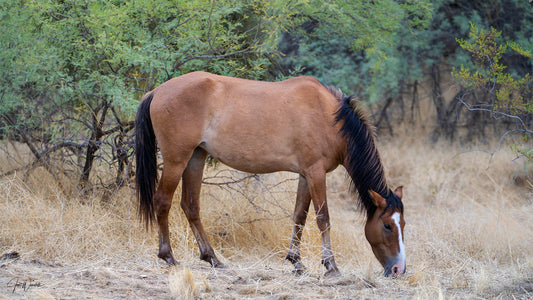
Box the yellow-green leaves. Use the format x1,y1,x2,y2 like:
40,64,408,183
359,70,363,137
454,23,532,114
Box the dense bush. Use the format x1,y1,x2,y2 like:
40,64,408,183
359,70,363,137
280,0,532,141
0,0,302,193
0,0,531,194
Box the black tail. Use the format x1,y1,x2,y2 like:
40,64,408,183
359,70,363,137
135,93,157,228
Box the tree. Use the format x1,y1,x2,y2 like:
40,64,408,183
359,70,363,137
454,24,532,177
0,0,298,196
278,0,433,94
279,0,533,140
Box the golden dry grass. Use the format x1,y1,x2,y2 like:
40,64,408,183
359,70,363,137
0,134,532,299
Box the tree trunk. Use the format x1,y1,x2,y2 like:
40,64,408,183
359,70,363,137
78,101,108,193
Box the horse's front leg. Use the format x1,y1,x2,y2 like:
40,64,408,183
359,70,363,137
286,175,312,274
306,168,340,277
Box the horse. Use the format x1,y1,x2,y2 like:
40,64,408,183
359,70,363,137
135,71,405,277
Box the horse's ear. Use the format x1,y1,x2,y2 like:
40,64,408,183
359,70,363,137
393,186,403,199
370,190,387,209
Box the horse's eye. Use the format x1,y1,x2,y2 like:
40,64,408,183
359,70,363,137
384,224,392,231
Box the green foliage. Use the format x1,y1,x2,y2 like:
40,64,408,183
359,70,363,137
1,0,298,117
281,0,533,110
2,0,533,189
454,23,532,164
511,143,533,162
279,0,433,99
454,23,533,115
0,0,301,189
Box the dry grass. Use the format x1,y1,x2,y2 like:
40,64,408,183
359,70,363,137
0,134,532,299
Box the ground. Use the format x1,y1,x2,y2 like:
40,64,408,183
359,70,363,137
1,137,532,299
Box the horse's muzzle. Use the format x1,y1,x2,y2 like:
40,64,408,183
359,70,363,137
384,258,406,277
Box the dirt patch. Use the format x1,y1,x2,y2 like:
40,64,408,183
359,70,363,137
0,256,382,299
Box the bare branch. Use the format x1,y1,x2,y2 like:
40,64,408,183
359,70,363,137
456,93,531,132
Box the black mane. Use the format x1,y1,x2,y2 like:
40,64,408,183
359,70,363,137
327,87,403,219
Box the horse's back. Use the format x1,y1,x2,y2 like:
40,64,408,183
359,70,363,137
149,72,344,174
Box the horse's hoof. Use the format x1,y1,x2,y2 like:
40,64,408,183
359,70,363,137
291,261,308,276
158,253,178,266
324,269,341,278
166,257,178,266
208,256,226,268
292,268,308,276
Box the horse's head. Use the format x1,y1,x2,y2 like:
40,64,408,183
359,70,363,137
364,186,405,277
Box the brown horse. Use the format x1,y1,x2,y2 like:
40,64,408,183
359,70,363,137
135,71,405,277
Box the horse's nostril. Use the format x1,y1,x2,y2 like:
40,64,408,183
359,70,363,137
392,266,398,274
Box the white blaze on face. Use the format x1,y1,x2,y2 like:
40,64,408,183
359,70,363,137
391,212,405,265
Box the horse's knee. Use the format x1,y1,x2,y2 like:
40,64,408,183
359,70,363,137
154,193,172,217
293,212,308,226
315,214,330,232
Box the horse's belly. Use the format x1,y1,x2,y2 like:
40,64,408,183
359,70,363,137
199,134,300,174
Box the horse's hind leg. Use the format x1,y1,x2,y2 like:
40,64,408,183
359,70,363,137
286,175,312,274
154,161,186,265
180,148,224,268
